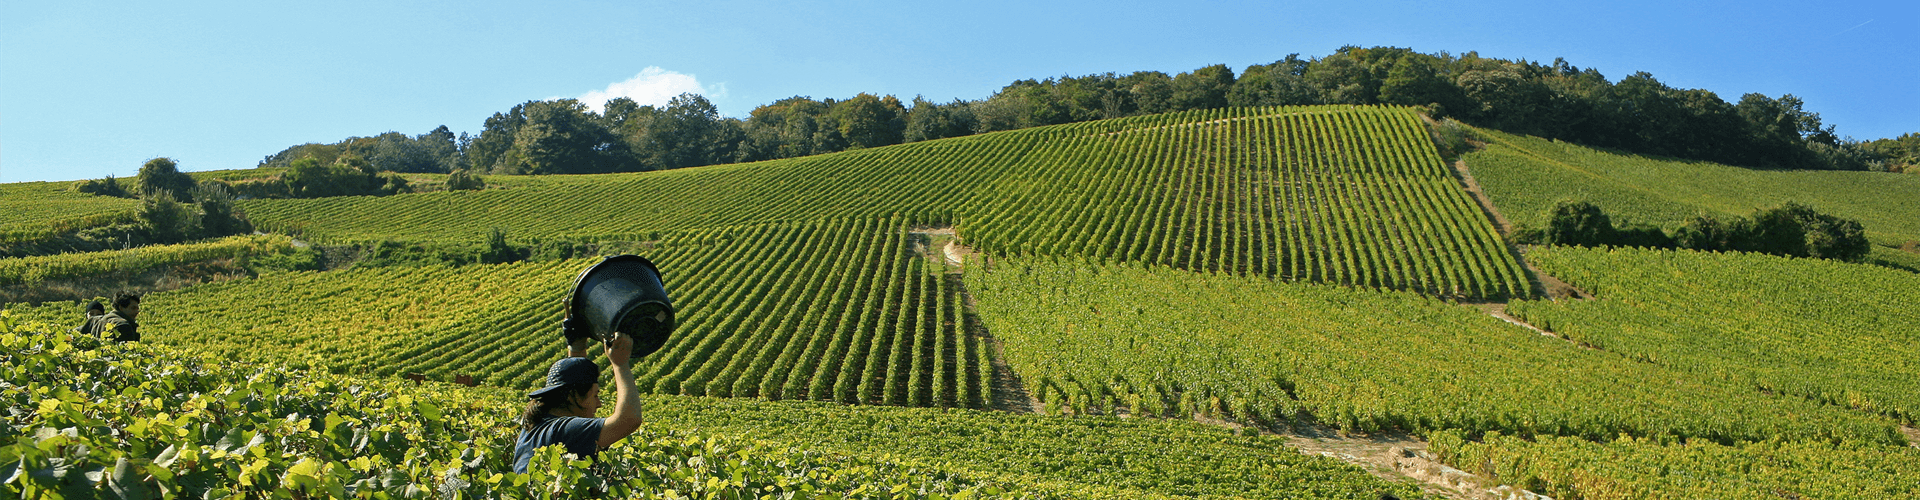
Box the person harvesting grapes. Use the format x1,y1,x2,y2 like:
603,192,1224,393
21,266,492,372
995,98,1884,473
84,292,142,342
512,254,672,473
511,331,645,473
71,299,106,334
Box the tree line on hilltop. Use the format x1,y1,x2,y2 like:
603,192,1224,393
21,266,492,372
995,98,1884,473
243,46,1915,181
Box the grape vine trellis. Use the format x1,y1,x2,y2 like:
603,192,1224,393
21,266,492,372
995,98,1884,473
121,217,993,408
241,106,1526,299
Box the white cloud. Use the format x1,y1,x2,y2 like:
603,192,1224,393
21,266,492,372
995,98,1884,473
577,67,712,112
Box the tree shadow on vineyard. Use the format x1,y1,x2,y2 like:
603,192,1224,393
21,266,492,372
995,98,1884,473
917,229,1036,414
958,277,1036,414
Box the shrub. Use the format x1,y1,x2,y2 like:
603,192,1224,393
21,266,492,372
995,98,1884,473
138,191,198,244
193,181,251,237
477,227,526,264
1674,203,1869,262
73,175,133,198
1674,215,1751,251
1430,118,1478,160
248,246,323,273
228,177,292,199
1614,223,1675,249
1541,201,1616,247
136,157,196,202
378,172,413,195
446,169,487,191
528,238,592,261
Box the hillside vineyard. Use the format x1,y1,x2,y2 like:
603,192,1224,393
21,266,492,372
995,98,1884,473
241,106,1527,299
13,104,1920,498
126,217,994,408
966,257,1903,445
0,181,138,247
1509,246,1920,423
1465,129,1920,244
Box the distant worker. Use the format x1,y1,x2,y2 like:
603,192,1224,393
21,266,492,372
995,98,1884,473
85,292,141,342
512,331,644,473
70,300,106,334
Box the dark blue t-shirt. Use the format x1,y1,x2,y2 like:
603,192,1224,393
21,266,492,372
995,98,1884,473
512,415,605,473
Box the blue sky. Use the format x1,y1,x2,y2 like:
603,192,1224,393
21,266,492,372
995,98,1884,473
3,0,1913,183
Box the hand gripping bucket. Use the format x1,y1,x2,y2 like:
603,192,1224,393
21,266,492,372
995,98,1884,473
560,255,675,358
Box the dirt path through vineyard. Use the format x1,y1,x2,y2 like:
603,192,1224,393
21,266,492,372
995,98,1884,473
937,234,1541,498
1448,158,1588,301
1275,425,1550,500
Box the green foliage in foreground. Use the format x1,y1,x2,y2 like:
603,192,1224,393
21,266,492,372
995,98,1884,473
0,324,1014,499
0,316,1418,499
1428,431,1920,500
964,257,1902,445
1465,129,1920,244
1508,246,1920,425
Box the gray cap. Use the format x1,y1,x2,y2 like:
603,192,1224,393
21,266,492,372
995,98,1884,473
528,357,598,398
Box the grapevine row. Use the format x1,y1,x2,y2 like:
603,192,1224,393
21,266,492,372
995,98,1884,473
0,234,295,287
1508,245,1920,424
964,256,1904,445
235,106,1528,299
74,217,995,409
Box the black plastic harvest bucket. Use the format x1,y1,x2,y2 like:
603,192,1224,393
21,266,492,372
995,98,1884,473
561,255,674,358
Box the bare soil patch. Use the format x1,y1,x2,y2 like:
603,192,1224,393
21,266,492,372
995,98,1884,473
1276,426,1550,500
1471,303,1551,337
907,225,971,267
942,240,972,267
1902,425,1920,448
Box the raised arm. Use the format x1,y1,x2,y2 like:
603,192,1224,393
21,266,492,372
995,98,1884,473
596,332,644,450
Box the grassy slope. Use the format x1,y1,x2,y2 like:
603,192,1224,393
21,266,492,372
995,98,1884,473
1465,129,1920,245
